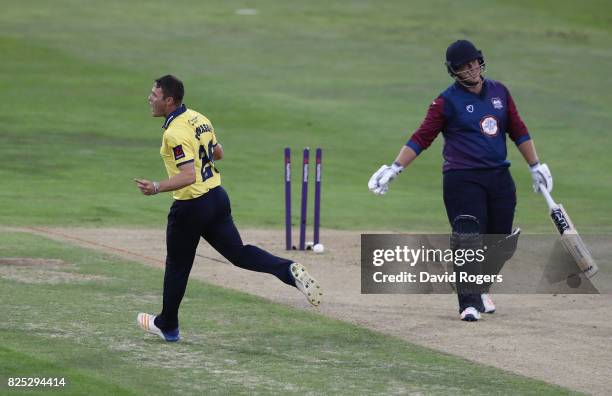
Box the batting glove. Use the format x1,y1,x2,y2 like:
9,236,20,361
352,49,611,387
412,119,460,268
529,162,553,193
368,163,403,195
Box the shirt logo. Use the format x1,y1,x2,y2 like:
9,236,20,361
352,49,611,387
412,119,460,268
173,145,185,160
466,104,474,113
491,97,503,109
480,116,499,137
188,116,200,126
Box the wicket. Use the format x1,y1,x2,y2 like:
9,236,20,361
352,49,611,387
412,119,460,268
284,147,322,250
313,148,322,245
284,148,292,250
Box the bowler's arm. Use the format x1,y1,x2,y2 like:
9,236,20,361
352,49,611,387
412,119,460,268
213,144,223,161
134,162,196,195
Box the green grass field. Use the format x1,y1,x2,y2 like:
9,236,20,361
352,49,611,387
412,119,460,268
1,0,611,232
0,232,580,395
1,1,610,394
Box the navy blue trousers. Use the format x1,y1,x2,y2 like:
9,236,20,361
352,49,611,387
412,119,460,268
155,186,294,331
443,167,516,312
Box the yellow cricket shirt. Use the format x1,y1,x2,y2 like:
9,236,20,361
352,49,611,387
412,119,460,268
159,104,221,200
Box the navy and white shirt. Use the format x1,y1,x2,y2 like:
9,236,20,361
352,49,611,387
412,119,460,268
407,79,531,172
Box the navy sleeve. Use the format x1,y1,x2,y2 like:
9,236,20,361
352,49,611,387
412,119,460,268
505,87,531,145
406,96,446,155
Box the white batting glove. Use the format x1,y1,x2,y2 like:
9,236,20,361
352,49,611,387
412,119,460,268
368,163,403,195
529,162,553,193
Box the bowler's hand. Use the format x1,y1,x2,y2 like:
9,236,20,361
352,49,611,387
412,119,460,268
134,178,159,195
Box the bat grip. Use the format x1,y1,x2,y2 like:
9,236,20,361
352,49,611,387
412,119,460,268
539,183,558,209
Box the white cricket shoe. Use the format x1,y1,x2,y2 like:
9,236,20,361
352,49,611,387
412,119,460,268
137,313,180,342
290,263,323,306
481,293,496,313
460,307,481,322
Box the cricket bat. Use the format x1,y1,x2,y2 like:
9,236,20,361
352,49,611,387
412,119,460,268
539,184,598,278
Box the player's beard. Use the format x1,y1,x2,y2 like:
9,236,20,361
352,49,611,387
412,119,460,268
151,102,164,117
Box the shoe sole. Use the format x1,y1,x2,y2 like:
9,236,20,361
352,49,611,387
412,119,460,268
482,295,496,314
460,307,481,322
137,313,180,342
290,263,323,306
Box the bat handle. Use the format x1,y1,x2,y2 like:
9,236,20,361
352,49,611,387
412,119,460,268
539,183,558,210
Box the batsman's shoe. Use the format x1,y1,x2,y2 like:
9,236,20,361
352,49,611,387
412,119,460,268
460,307,481,322
481,293,496,313
290,263,323,307
137,313,180,342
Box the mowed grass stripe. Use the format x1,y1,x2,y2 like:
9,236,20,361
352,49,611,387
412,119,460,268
0,232,580,395
0,1,611,232
0,344,134,395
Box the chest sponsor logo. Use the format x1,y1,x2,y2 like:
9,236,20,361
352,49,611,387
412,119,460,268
491,97,503,109
173,145,186,160
466,104,474,113
480,116,499,137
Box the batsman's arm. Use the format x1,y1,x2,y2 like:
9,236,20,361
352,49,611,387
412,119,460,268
506,89,539,167
517,140,539,166
134,163,196,195
393,145,418,168
387,95,446,169
368,97,445,194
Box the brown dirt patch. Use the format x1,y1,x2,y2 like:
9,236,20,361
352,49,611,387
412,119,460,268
0,257,65,267
12,226,612,395
0,255,108,285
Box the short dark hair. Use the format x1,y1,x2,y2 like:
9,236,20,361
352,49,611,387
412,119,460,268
154,75,184,103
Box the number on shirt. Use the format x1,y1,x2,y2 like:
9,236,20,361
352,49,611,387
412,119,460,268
198,142,216,182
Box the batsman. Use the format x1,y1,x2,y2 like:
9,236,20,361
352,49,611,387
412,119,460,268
368,40,552,321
